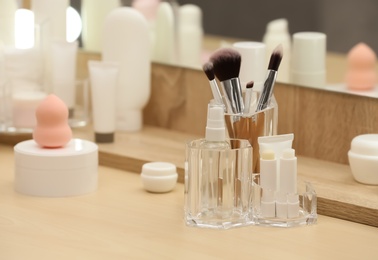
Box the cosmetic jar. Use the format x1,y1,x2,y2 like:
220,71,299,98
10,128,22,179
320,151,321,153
141,162,178,193
14,139,98,197
348,134,378,185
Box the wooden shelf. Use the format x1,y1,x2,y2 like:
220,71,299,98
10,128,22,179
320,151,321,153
73,126,378,228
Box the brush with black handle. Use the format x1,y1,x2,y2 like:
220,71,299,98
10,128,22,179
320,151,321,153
256,44,283,112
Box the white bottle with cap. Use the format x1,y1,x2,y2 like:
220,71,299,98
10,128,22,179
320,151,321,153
200,102,230,149
178,4,203,68
260,150,278,217
200,102,230,217
262,18,291,83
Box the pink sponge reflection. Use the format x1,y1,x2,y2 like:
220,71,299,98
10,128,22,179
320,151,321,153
33,94,72,148
346,42,377,90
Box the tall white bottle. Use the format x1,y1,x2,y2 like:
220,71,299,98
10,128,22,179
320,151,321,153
0,0,18,46
153,2,176,64
102,7,150,132
178,4,203,68
81,0,120,52
262,18,291,83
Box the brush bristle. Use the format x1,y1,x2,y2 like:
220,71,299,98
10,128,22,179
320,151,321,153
203,62,215,81
246,81,254,89
268,44,283,71
210,48,241,81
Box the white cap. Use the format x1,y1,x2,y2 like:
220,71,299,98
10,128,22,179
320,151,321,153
179,4,202,28
233,41,266,92
141,162,178,193
205,103,226,142
291,32,326,88
116,109,143,132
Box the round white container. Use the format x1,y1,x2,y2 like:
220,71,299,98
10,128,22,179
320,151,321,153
348,134,378,185
14,139,98,197
141,162,178,193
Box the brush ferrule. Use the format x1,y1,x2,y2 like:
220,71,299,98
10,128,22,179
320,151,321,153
221,77,244,114
210,79,224,106
256,70,277,111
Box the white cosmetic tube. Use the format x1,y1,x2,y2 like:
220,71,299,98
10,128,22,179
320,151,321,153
88,60,119,143
258,133,294,162
51,40,78,115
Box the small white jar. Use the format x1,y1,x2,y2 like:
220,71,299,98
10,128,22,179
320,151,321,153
348,134,378,185
141,162,178,192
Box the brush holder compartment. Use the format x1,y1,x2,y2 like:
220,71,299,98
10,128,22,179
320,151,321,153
225,94,278,173
250,174,318,227
184,138,253,229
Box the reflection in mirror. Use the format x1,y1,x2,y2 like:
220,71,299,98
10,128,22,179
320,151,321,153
74,0,378,97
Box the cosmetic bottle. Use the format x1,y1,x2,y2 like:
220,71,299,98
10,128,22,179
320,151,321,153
51,40,78,118
291,32,326,88
32,0,68,42
102,7,150,131
199,102,232,218
200,102,230,149
0,0,17,46
153,2,176,64
178,4,203,68
81,0,120,52
260,150,277,217
262,18,291,83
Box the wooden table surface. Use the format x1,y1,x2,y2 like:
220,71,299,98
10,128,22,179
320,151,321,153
1,144,378,259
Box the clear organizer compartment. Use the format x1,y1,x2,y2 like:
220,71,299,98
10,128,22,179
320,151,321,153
250,174,317,227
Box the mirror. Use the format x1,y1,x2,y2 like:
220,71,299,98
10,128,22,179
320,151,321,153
74,0,378,97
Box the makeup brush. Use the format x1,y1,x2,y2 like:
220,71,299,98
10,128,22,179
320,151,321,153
202,62,224,106
256,44,283,112
243,81,254,115
210,48,244,114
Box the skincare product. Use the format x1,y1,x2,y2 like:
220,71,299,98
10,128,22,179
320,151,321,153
258,133,294,163
32,0,68,42
178,4,203,68
81,0,120,52
0,0,17,46
291,32,326,88
51,40,78,117
102,7,150,131
279,148,297,194
88,60,119,143
141,162,178,193
153,2,176,64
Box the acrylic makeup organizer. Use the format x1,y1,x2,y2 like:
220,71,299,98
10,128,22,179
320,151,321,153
184,94,317,229
185,139,253,229
250,177,317,227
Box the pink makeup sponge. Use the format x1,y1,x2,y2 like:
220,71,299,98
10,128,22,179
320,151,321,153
345,42,377,90
33,94,72,148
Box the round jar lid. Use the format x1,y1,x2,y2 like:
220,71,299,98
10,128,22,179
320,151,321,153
350,134,378,156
